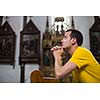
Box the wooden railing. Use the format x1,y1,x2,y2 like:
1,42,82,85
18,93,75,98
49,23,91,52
30,70,60,83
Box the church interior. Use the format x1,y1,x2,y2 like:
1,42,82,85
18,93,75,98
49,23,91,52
0,16,100,83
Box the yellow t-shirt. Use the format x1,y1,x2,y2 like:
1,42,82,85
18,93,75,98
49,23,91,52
69,46,100,83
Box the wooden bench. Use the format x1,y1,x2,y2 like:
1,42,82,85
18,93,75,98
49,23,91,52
30,70,60,83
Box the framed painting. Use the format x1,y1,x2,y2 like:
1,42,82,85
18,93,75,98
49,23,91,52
89,16,100,63
19,19,40,65
0,21,16,67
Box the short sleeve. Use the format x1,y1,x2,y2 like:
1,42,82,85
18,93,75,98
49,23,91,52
69,47,89,69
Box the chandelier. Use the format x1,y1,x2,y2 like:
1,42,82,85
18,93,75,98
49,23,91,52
50,16,74,35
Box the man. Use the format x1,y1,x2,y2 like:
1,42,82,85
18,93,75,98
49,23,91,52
51,29,100,82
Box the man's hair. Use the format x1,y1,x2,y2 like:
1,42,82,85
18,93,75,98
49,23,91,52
66,29,83,46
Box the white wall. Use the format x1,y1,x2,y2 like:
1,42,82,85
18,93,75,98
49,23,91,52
0,16,94,83
74,16,94,49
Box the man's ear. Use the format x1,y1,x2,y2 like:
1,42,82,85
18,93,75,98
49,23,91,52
71,38,77,45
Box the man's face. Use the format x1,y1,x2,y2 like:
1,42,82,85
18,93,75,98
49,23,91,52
61,31,72,49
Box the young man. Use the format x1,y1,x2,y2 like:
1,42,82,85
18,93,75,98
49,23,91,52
51,29,100,82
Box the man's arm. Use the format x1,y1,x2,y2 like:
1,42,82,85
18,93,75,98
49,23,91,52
55,58,77,79
51,46,77,79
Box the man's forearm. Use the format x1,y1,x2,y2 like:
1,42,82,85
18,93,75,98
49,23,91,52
55,56,63,79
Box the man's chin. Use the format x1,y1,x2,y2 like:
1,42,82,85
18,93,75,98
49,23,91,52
62,45,65,48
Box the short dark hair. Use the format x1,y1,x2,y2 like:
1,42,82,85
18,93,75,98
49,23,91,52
66,29,83,46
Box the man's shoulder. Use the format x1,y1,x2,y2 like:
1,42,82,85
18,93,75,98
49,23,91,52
74,46,90,56
77,46,89,52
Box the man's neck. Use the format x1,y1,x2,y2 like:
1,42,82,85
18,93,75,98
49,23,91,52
68,45,79,56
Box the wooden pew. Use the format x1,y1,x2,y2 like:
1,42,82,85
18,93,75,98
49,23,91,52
30,70,60,83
